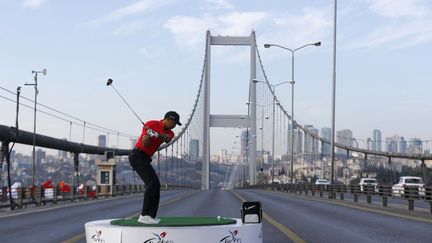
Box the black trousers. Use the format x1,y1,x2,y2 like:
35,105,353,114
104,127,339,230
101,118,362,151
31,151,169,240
128,148,160,218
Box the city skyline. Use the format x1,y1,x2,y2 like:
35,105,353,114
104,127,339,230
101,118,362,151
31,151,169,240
1,1,431,156
6,125,430,156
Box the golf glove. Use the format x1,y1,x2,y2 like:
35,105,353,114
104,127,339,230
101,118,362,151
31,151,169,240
147,129,159,138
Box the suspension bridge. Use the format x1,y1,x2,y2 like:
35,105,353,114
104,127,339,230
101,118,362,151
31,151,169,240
0,31,431,243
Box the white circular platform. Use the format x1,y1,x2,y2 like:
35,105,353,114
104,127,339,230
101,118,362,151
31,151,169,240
85,218,262,243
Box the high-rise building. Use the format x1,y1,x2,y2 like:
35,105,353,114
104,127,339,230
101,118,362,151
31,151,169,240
189,139,199,161
304,125,319,160
294,129,303,154
386,136,400,153
367,138,373,150
288,126,303,156
58,138,68,159
372,129,382,152
218,149,228,164
58,150,68,160
398,136,407,154
36,149,46,164
8,150,16,170
36,149,46,182
321,127,331,156
98,135,107,147
408,138,422,154
240,130,250,159
384,135,406,153
336,129,353,154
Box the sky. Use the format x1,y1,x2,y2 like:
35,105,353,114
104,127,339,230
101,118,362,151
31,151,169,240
1,0,432,155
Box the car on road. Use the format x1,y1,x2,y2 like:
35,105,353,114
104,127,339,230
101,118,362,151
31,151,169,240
359,178,378,193
315,179,330,185
315,179,331,190
392,176,425,198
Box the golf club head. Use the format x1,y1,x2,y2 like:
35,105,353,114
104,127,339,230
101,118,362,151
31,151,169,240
107,78,113,86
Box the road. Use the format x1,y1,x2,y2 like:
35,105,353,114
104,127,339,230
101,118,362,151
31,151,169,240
238,189,431,242
0,189,430,243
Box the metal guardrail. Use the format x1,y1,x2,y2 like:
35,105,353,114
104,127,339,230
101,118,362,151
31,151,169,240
247,183,432,214
0,183,191,210
1,123,201,212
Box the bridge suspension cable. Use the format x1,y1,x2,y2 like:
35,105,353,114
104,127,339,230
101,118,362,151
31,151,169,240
255,44,432,161
0,86,136,139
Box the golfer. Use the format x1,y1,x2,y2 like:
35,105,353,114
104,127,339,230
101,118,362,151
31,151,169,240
129,111,181,224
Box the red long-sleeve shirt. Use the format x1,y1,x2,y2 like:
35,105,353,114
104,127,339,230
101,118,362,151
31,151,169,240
135,120,174,157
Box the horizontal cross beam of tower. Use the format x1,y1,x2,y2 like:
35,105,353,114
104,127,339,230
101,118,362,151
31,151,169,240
210,36,253,46
209,115,251,128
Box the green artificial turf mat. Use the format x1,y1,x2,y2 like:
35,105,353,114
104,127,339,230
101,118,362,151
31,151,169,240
111,216,237,227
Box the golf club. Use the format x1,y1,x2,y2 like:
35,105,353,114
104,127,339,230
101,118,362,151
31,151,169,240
106,78,144,125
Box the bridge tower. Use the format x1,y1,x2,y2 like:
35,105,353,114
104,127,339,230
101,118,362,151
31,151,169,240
202,31,257,190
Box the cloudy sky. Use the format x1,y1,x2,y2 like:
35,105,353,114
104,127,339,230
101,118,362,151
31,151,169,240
1,0,432,154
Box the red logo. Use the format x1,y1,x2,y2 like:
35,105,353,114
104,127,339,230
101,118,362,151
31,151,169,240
144,231,173,243
91,230,105,243
220,230,242,243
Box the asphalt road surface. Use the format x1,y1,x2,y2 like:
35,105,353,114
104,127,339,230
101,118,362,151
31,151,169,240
0,189,431,243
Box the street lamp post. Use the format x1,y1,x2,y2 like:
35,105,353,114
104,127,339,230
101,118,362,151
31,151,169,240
330,0,338,185
260,106,265,182
255,104,269,184
264,42,320,186
246,101,271,184
252,104,266,184
253,79,289,185
25,69,47,186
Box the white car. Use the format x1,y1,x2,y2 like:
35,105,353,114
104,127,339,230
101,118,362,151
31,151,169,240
359,178,378,192
392,176,425,198
315,179,330,185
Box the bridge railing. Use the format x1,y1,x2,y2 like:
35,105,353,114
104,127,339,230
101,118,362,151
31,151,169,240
0,183,194,210
246,183,432,214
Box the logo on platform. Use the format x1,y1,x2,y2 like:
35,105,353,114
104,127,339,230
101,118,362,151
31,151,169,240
143,231,174,243
246,205,256,210
91,230,105,243
219,230,242,243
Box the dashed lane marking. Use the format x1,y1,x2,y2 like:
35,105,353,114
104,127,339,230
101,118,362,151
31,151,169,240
230,190,306,243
